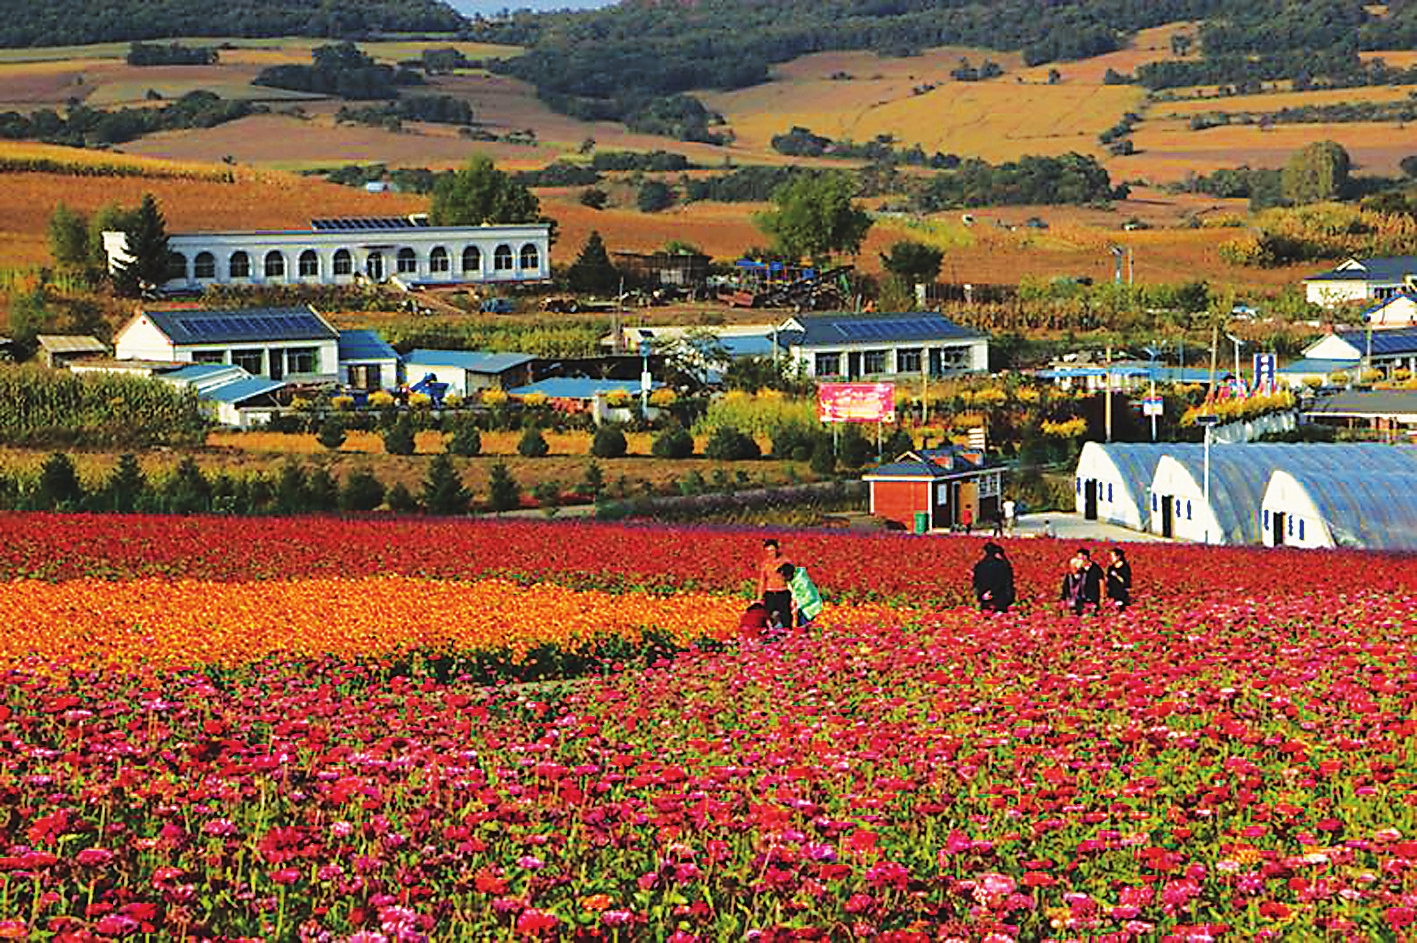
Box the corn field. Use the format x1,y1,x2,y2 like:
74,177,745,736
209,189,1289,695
0,365,206,448
0,142,234,181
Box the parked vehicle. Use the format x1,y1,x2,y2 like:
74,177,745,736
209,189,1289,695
480,297,515,314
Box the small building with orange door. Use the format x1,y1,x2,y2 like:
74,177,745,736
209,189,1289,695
862,446,1004,531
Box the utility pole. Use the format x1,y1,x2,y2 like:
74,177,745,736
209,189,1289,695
1104,342,1113,443
1207,322,1220,402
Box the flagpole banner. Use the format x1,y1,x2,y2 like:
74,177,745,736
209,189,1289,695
817,382,896,423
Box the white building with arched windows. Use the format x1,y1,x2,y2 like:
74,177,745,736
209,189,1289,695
102,215,551,291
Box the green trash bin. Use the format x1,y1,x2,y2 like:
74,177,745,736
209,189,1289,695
913,511,930,534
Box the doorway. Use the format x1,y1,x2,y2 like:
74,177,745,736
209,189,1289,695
847,351,862,379
1160,496,1174,538
1083,479,1099,520
366,252,385,281
1271,511,1286,547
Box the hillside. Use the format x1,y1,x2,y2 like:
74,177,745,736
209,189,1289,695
0,0,465,49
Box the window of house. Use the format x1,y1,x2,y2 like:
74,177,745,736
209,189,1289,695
286,348,318,374
333,249,353,276
862,350,887,374
231,349,264,374
194,252,216,279
264,251,285,279
494,244,513,270
896,348,922,373
166,252,187,282
814,352,841,376
462,246,481,273
520,244,539,269
229,251,250,279
430,247,450,273
1288,516,1294,536
940,348,967,367
397,247,418,274
192,350,225,364
298,250,319,278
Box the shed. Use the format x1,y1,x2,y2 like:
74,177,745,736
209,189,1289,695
1303,389,1417,436
862,446,1003,531
610,250,711,287
1262,468,1417,549
1074,442,1204,529
37,334,107,369
403,349,534,397
338,330,399,391
1359,292,1417,328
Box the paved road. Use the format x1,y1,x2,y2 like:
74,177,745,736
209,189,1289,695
960,511,1164,543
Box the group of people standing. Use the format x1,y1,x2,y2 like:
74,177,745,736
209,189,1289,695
970,542,1132,614
740,538,823,636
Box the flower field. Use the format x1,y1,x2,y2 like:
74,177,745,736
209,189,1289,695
2,514,1417,940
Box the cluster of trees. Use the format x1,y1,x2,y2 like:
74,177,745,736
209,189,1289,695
770,126,961,168
318,163,440,193
949,58,1003,82
126,42,218,65
590,150,692,172
254,42,423,100
1185,98,1417,131
427,155,555,241
0,92,259,147
1098,112,1141,156
418,47,472,74
335,94,473,129
0,0,464,48
1171,165,1284,208
914,153,1122,210
512,162,601,188
1136,49,1417,92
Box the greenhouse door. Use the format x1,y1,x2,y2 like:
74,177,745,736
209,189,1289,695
1083,479,1098,520
1271,511,1285,547
1160,496,1174,538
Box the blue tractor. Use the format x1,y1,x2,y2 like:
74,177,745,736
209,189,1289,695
409,373,451,408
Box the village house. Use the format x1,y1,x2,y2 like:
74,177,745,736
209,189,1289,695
777,311,989,381
337,330,399,391
1281,325,1417,385
862,446,1004,532
114,305,341,383
1303,256,1417,307
103,215,551,292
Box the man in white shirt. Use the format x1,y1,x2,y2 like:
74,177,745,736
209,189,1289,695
1002,497,1016,536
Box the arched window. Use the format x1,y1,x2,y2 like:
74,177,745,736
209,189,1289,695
461,246,481,273
166,251,187,282
229,251,250,279
194,251,216,279
519,244,539,270
397,247,418,275
366,251,384,280
298,249,319,278
494,244,513,271
429,246,450,273
333,249,353,276
264,251,285,279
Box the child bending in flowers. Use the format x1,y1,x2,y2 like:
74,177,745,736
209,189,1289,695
777,562,823,629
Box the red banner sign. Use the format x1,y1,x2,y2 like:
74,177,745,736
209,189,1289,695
817,382,896,423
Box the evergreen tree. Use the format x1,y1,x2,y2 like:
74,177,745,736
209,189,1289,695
112,193,171,297
810,436,837,477
880,239,944,286
838,425,874,469
705,425,760,461
487,461,522,512
385,482,419,513
580,459,605,499
48,203,91,269
340,466,386,512
591,424,628,458
383,414,416,456
37,452,83,510
105,453,147,513
446,419,482,457
164,456,210,514
651,426,694,459
316,415,347,450
422,453,470,514
566,231,620,294
306,465,340,511
517,427,550,457
532,480,561,517
275,460,309,514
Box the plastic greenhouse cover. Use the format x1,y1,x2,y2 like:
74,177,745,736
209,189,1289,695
1277,469,1417,550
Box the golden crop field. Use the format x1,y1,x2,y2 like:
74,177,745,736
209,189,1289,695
1016,22,1200,85
1362,49,1417,68
1156,85,1417,117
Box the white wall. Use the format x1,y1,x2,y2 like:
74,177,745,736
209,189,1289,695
1306,334,1364,360
1306,281,1375,307
788,338,989,379
405,363,468,397
1367,296,1417,327
1148,455,1228,545
1260,472,1333,548
1073,442,1147,530
113,315,177,361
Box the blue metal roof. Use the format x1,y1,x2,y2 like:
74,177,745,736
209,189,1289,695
788,312,984,347
718,335,780,357
1335,326,1417,356
1278,357,1359,374
507,377,663,400
404,349,534,373
204,377,285,404
1360,292,1417,317
164,363,239,383
338,330,397,362
144,307,337,345
1306,257,1417,282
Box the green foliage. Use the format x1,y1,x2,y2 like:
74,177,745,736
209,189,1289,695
3,93,262,149
1281,140,1351,205
580,460,605,499
579,187,609,210
316,415,347,451
254,42,422,100
164,456,210,514
756,171,872,264
704,425,761,461
591,150,692,172
531,480,561,516
838,425,875,469
336,95,474,128
37,452,83,510
698,392,816,438
517,427,550,457
430,155,545,228
916,153,1121,210
339,466,385,512
651,426,694,459
591,425,628,459
275,460,309,514
0,365,205,448
487,461,522,512
127,42,217,65
385,482,419,513
422,453,470,515
306,465,340,512
637,180,676,213
48,204,92,269
103,453,147,513
566,231,620,295
446,420,482,457
880,239,944,285
383,414,416,456
112,193,170,297
810,436,838,476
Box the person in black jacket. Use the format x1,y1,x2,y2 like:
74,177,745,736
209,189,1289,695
971,542,1015,613
1077,547,1104,612
1106,546,1132,611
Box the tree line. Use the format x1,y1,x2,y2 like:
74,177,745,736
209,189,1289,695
335,94,473,129
254,42,424,100
0,91,260,148
126,42,218,66
914,153,1123,210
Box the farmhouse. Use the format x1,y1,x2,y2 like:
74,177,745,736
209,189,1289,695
158,362,285,428
1304,256,1417,307
36,334,106,369
103,215,551,292
338,330,399,391
862,446,1003,532
114,306,340,383
1292,325,1417,380
777,312,988,381
1303,389,1417,437
1261,468,1417,550
402,350,534,397
1358,292,1417,328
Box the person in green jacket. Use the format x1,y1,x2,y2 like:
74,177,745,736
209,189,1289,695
776,562,823,628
